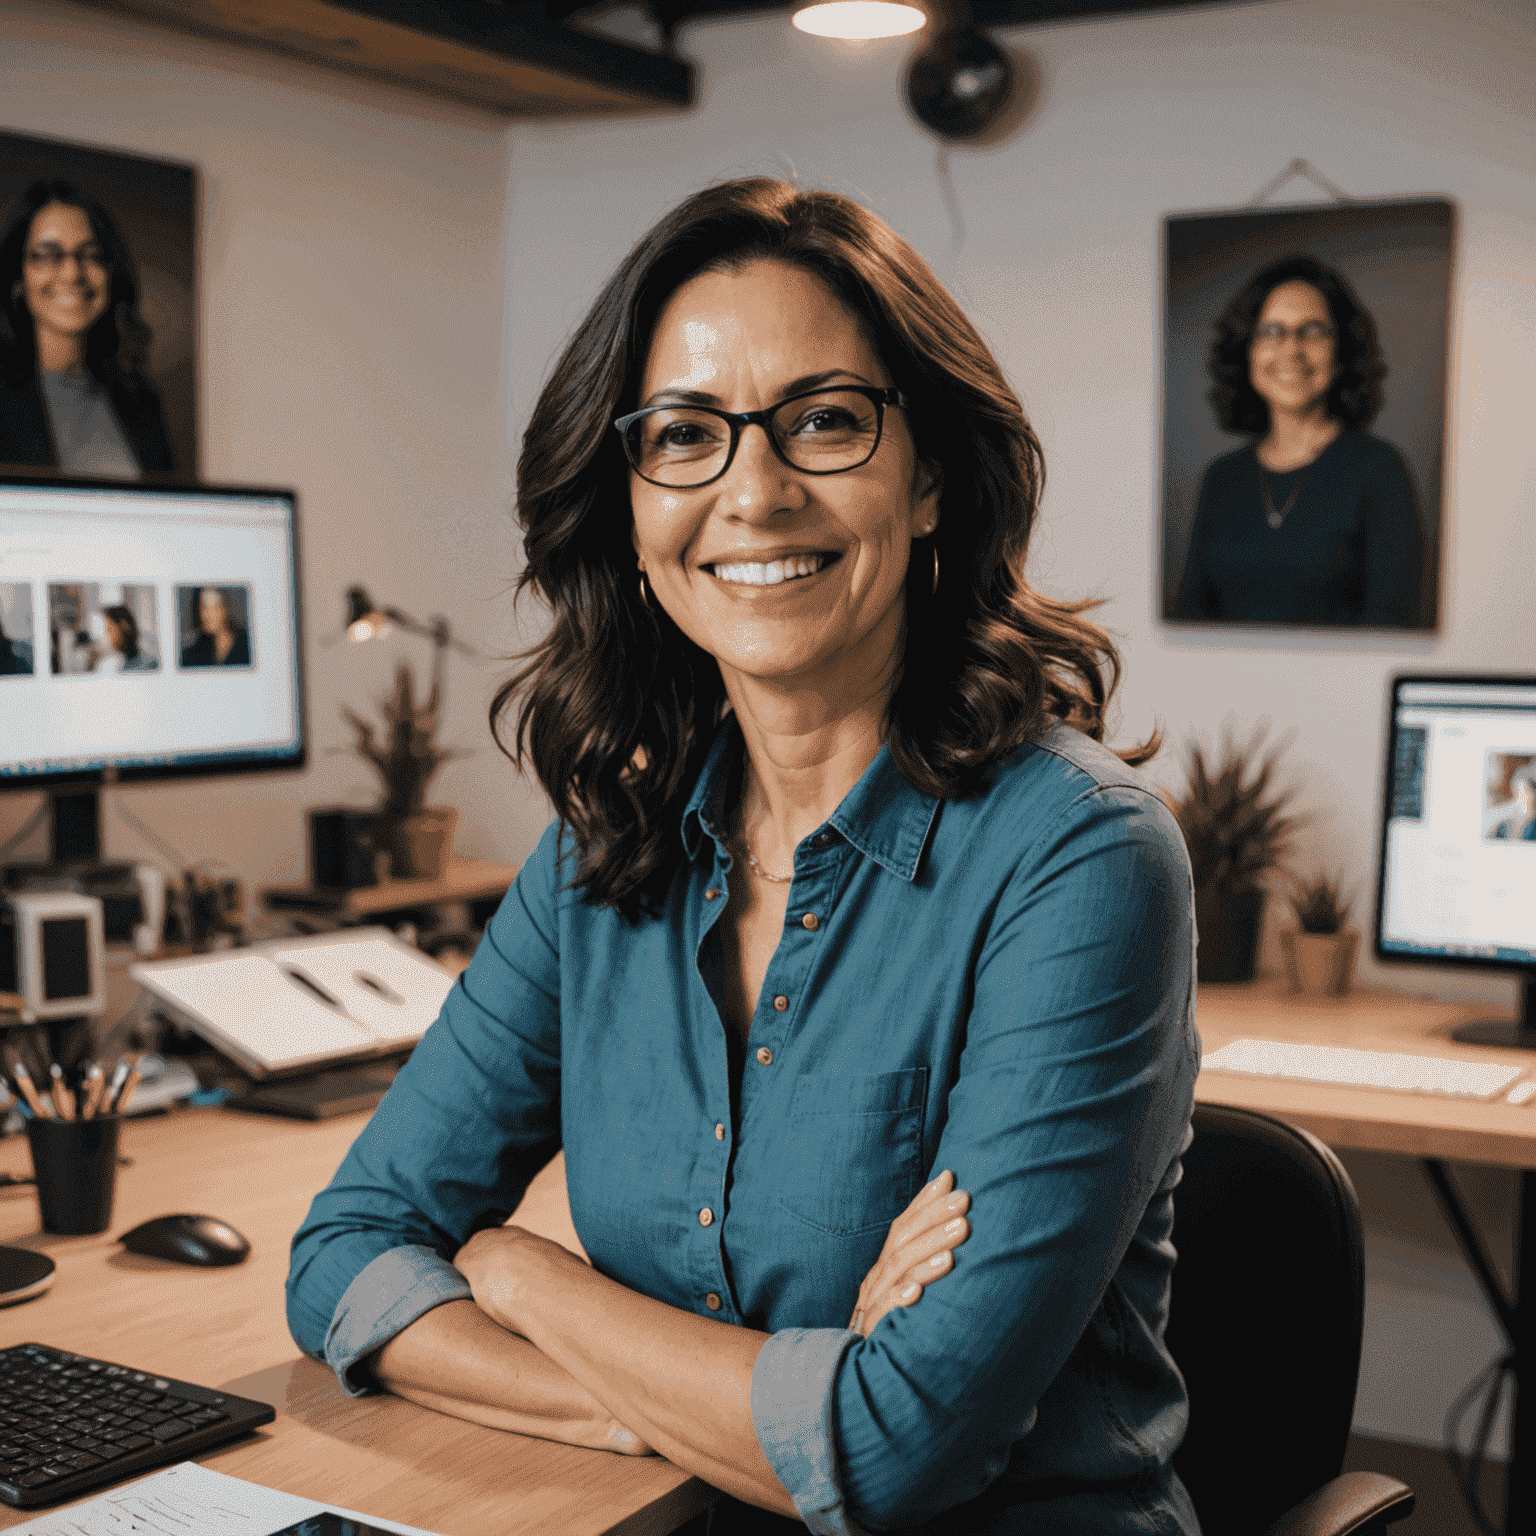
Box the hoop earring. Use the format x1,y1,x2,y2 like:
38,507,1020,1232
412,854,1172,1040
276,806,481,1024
638,572,653,609
931,547,940,596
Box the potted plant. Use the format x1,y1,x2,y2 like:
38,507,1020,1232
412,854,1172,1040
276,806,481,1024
1281,872,1360,996
1170,723,1300,984
344,661,462,880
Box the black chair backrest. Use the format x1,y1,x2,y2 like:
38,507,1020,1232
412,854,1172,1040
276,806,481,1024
1166,1103,1366,1536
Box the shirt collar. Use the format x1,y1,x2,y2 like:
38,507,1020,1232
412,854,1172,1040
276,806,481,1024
681,717,940,882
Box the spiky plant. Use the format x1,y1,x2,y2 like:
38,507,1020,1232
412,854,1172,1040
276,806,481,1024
343,661,456,820
1288,871,1352,935
1172,722,1301,893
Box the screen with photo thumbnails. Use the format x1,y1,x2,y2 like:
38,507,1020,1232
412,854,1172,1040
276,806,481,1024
0,480,302,780
1379,679,1536,967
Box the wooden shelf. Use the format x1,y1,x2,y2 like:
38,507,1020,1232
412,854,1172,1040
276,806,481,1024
79,0,694,116
259,855,519,918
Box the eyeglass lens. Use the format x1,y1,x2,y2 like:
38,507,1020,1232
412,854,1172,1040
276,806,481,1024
25,244,109,273
1253,320,1335,345
625,388,883,488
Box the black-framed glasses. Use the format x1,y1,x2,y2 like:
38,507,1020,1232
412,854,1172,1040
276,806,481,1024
614,385,907,489
24,243,110,274
1252,320,1336,347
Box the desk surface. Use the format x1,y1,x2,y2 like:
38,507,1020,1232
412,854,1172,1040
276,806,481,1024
1196,979,1536,1170
0,1109,709,1535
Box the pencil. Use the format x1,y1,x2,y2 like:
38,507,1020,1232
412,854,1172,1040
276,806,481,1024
79,1062,106,1120
8,1058,50,1119
48,1064,76,1121
112,1065,143,1117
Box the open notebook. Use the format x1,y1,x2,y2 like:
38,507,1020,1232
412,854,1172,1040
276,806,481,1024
129,929,457,1078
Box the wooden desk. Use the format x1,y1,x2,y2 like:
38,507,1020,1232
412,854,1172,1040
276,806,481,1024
1196,979,1534,1535
259,859,520,922
0,1110,711,1534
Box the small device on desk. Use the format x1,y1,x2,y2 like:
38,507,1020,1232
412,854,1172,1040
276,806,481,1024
1376,673,1536,1048
0,891,106,1023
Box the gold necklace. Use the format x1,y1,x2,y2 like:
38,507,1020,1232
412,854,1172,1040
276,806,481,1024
735,768,794,883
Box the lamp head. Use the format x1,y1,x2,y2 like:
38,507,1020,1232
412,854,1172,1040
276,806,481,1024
792,0,925,40
344,586,391,643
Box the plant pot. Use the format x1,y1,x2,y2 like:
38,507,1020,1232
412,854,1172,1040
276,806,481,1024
1194,886,1266,984
1281,927,1360,996
388,806,458,881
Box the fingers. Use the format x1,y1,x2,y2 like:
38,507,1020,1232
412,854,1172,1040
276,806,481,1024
848,1178,973,1336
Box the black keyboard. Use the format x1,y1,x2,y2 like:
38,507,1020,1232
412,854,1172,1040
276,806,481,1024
0,1343,276,1508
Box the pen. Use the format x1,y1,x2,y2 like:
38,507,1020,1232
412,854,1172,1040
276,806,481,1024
80,1062,106,1120
49,1064,76,1121
8,1058,50,1119
113,1063,143,1118
102,1059,131,1116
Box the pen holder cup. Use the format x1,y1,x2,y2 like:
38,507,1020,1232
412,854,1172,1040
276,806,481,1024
25,1114,121,1235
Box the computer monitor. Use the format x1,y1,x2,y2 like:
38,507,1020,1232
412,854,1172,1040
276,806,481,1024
0,473,306,864
1376,674,1536,1047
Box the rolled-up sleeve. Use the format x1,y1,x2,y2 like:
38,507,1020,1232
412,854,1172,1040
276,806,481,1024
764,785,1197,1531
285,821,570,1389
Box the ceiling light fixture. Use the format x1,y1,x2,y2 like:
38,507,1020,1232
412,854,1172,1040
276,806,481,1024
792,0,925,40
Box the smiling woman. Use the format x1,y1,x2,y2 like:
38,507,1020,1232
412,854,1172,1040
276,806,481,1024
0,178,175,476
288,178,1200,1536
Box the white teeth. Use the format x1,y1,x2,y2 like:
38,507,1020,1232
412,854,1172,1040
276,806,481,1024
710,554,827,586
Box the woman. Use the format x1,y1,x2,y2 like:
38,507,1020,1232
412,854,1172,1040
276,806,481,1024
179,586,249,667
1491,767,1536,843
0,178,175,477
288,180,1198,1534
101,603,155,672
1172,253,1424,628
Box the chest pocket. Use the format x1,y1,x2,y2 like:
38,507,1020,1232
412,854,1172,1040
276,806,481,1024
775,1068,928,1237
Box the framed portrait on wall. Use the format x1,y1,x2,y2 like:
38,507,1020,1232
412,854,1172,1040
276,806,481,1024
1160,197,1453,631
0,129,198,478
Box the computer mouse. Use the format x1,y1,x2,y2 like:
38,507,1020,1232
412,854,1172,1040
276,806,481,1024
119,1213,251,1267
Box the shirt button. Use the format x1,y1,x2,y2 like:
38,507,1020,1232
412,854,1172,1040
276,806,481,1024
715,1122,725,1140
773,995,788,1012
801,912,819,931
756,1046,773,1066
705,888,721,900
699,1207,714,1227
705,1292,723,1311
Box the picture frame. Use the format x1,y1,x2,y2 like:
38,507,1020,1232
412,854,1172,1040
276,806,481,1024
0,128,199,478
1160,197,1453,631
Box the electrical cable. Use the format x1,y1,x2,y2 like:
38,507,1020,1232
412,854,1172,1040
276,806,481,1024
111,794,189,870
934,145,965,254
0,799,48,862
1444,1349,1514,1536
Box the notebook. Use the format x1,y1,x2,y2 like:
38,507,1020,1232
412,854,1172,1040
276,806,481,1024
129,929,456,1078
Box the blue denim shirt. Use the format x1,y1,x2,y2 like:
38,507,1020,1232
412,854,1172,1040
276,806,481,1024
287,719,1200,1534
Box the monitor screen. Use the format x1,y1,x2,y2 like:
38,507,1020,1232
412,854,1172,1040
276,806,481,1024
0,475,305,786
1377,675,1536,971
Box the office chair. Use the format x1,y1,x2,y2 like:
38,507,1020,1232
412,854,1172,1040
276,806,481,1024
1167,1103,1416,1536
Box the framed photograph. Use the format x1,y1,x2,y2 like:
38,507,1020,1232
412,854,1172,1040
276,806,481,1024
0,129,198,477
177,583,254,670
1161,198,1453,631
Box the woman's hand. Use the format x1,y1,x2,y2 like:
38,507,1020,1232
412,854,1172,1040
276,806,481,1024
848,1169,971,1337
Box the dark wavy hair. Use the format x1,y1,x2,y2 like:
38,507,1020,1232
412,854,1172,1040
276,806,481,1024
0,179,155,394
1207,253,1386,435
494,177,1155,919
103,604,140,662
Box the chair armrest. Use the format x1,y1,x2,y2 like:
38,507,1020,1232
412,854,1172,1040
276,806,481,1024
1263,1471,1416,1536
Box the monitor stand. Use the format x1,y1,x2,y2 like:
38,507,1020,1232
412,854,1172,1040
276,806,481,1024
2,787,104,889
1451,973,1536,1050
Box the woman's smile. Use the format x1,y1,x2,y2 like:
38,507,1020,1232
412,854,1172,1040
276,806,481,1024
703,550,840,588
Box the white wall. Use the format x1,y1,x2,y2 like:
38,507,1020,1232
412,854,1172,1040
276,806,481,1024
0,0,547,887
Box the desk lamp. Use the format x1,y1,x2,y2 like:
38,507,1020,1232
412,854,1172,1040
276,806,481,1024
343,586,479,712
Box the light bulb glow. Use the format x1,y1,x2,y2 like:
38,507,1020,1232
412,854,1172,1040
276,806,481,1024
347,615,391,643
793,0,925,39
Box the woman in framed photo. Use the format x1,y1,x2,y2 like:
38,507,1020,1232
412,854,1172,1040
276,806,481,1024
1171,253,1424,628
0,178,175,477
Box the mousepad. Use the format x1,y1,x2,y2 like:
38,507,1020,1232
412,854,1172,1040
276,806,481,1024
0,1246,54,1307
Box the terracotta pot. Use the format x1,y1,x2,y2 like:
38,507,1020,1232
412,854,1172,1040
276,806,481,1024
1194,886,1266,984
388,806,458,881
1281,927,1360,996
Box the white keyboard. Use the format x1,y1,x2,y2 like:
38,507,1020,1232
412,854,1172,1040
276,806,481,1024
1203,1038,1530,1102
